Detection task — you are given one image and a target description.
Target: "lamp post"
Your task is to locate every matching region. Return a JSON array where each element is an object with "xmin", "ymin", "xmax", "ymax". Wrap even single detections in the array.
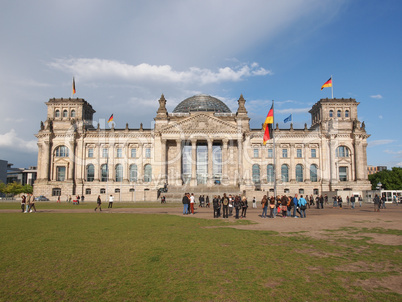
[{"xmin": 376, "ymin": 182, "xmax": 382, "ymax": 190}]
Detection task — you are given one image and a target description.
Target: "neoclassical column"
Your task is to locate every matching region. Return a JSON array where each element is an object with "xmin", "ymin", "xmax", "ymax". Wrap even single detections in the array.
[
  {"xmin": 191, "ymin": 139, "xmax": 197, "ymax": 186},
  {"xmin": 289, "ymin": 143, "xmax": 295, "ymax": 182},
  {"xmin": 222, "ymin": 139, "xmax": 228, "ymax": 184},
  {"xmin": 137, "ymin": 143, "xmax": 143, "ymax": 184},
  {"xmin": 207, "ymin": 139, "xmax": 213, "ymax": 186},
  {"xmin": 68, "ymin": 140, "xmax": 75, "ymax": 180},
  {"xmin": 237, "ymin": 138, "xmax": 243, "ymax": 185},
  {"xmin": 42, "ymin": 141, "xmax": 51, "ymax": 181},
  {"xmin": 176, "ymin": 139, "xmax": 182, "ymax": 185},
  {"xmin": 161, "ymin": 139, "xmax": 167, "ymax": 183}
]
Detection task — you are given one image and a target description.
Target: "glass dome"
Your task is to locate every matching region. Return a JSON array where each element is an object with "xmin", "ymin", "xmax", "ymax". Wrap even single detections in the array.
[{"xmin": 172, "ymin": 94, "xmax": 231, "ymax": 113}]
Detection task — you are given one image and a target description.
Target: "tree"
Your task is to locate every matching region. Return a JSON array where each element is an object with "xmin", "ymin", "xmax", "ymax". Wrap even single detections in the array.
[
  {"xmin": 368, "ymin": 167, "xmax": 402, "ymax": 190},
  {"xmin": 5, "ymin": 182, "xmax": 24, "ymax": 196},
  {"xmin": 0, "ymin": 181, "xmax": 6, "ymax": 194}
]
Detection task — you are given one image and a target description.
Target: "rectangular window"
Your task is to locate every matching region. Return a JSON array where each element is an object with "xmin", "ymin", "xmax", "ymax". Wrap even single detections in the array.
[
  {"xmin": 339, "ymin": 166, "xmax": 347, "ymax": 181},
  {"xmin": 267, "ymin": 149, "xmax": 273, "ymax": 158},
  {"xmin": 282, "ymin": 149, "xmax": 288, "ymax": 158},
  {"xmin": 145, "ymin": 148, "xmax": 151, "ymax": 158},
  {"xmin": 131, "ymin": 148, "xmax": 137, "ymax": 158},
  {"xmin": 85, "ymin": 188, "xmax": 91, "ymax": 195},
  {"xmin": 100, "ymin": 188, "xmax": 106, "ymax": 194},
  {"xmin": 311, "ymin": 149, "xmax": 316, "ymax": 158},
  {"xmin": 102, "ymin": 148, "xmax": 108, "ymax": 158},
  {"xmin": 56, "ymin": 166, "xmax": 66, "ymax": 181},
  {"xmin": 299, "ymin": 189, "xmax": 304, "ymax": 194},
  {"xmin": 88, "ymin": 148, "xmax": 94, "ymax": 158},
  {"xmin": 313, "ymin": 189, "xmax": 319, "ymax": 195},
  {"xmin": 296, "ymin": 149, "xmax": 302, "ymax": 158},
  {"xmin": 117, "ymin": 148, "xmax": 122, "ymax": 158},
  {"xmin": 253, "ymin": 148, "xmax": 259, "ymax": 158}
]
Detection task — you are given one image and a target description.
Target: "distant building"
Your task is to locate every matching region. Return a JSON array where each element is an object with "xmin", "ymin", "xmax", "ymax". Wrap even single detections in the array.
[
  {"xmin": 0, "ymin": 160, "xmax": 7, "ymax": 184},
  {"xmin": 367, "ymin": 165, "xmax": 387, "ymax": 175},
  {"xmin": 7, "ymin": 164, "xmax": 37, "ymax": 185}
]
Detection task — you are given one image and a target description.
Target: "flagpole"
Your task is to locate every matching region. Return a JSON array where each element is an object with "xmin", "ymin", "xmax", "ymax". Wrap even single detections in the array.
[
  {"xmin": 272, "ymin": 100, "xmax": 277, "ymax": 200},
  {"xmin": 331, "ymin": 75, "xmax": 333, "ymax": 99}
]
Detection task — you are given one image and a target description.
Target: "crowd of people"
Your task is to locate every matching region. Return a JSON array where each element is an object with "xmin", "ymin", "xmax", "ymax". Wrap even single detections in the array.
[{"xmin": 20, "ymin": 194, "xmax": 36, "ymax": 213}]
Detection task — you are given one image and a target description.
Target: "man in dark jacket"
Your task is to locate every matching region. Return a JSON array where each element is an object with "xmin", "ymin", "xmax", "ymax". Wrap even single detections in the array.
[{"xmin": 182, "ymin": 193, "xmax": 189, "ymax": 215}]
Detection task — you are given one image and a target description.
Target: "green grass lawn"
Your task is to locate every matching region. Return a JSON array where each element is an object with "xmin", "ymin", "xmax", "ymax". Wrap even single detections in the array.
[{"xmin": 0, "ymin": 212, "xmax": 401, "ymax": 301}]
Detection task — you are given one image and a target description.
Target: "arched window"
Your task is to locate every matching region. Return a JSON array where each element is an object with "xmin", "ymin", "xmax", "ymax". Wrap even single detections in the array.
[
  {"xmin": 71, "ymin": 109, "xmax": 76, "ymax": 118},
  {"xmin": 267, "ymin": 164, "xmax": 274, "ymax": 183},
  {"xmin": 101, "ymin": 164, "xmax": 108, "ymax": 182},
  {"xmin": 252, "ymin": 164, "xmax": 260, "ymax": 184},
  {"xmin": 129, "ymin": 164, "xmax": 137, "ymax": 182},
  {"xmin": 115, "ymin": 164, "xmax": 123, "ymax": 182},
  {"xmin": 296, "ymin": 164, "xmax": 303, "ymax": 182},
  {"xmin": 55, "ymin": 109, "xmax": 60, "ymax": 117},
  {"xmin": 144, "ymin": 164, "xmax": 152, "ymax": 182},
  {"xmin": 63, "ymin": 109, "xmax": 68, "ymax": 118},
  {"xmin": 329, "ymin": 110, "xmax": 333, "ymax": 117},
  {"xmin": 310, "ymin": 164, "xmax": 318, "ymax": 182},
  {"xmin": 337, "ymin": 110, "xmax": 341, "ymax": 117},
  {"xmin": 336, "ymin": 146, "xmax": 350, "ymax": 157},
  {"xmin": 86, "ymin": 164, "xmax": 94, "ymax": 182},
  {"xmin": 55, "ymin": 146, "xmax": 69, "ymax": 157},
  {"xmin": 345, "ymin": 110, "xmax": 349, "ymax": 118},
  {"xmin": 281, "ymin": 164, "xmax": 289, "ymax": 183}
]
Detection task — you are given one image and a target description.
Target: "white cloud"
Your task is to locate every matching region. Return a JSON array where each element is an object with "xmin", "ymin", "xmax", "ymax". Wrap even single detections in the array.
[
  {"xmin": 368, "ymin": 140, "xmax": 394, "ymax": 147},
  {"xmin": 0, "ymin": 129, "xmax": 37, "ymax": 153},
  {"xmin": 379, "ymin": 115, "xmax": 383, "ymax": 119},
  {"xmin": 396, "ymin": 162, "xmax": 402, "ymax": 167},
  {"xmin": 48, "ymin": 58, "xmax": 272, "ymax": 85},
  {"xmin": 384, "ymin": 149, "xmax": 402, "ymax": 155},
  {"xmin": 370, "ymin": 94, "xmax": 383, "ymax": 99}
]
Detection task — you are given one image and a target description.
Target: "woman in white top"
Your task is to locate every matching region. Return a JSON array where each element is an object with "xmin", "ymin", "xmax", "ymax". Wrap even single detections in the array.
[{"xmin": 190, "ymin": 193, "xmax": 195, "ymax": 214}]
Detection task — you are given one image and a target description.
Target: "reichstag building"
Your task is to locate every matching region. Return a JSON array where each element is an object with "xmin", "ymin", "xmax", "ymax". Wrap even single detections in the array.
[{"xmin": 33, "ymin": 94, "xmax": 371, "ymax": 201}]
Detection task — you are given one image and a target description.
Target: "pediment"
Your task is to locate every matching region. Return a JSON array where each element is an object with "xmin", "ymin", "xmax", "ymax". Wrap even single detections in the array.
[{"xmin": 162, "ymin": 113, "xmax": 238, "ymax": 134}]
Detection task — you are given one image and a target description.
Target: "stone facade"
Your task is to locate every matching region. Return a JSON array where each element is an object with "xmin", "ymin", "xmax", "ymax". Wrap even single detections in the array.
[{"xmin": 34, "ymin": 95, "xmax": 371, "ymax": 201}]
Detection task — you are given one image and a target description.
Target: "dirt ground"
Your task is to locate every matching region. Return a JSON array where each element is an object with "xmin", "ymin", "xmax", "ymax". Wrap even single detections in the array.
[{"xmin": 4, "ymin": 202, "xmax": 401, "ymax": 245}]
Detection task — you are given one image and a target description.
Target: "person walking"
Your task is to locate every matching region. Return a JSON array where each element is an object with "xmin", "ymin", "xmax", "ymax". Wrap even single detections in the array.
[
  {"xmin": 261, "ymin": 195, "xmax": 268, "ymax": 218},
  {"xmin": 28, "ymin": 195, "xmax": 36, "ymax": 213},
  {"xmin": 241, "ymin": 196, "xmax": 248, "ymax": 218},
  {"xmin": 319, "ymin": 195, "xmax": 324, "ymax": 209},
  {"xmin": 108, "ymin": 195, "xmax": 114, "ymax": 208},
  {"xmin": 57, "ymin": 195, "xmax": 61, "ymax": 203},
  {"xmin": 222, "ymin": 193, "xmax": 229, "ymax": 218},
  {"xmin": 252, "ymin": 197, "xmax": 256, "ymax": 208},
  {"xmin": 95, "ymin": 195, "xmax": 102, "ymax": 211},
  {"xmin": 299, "ymin": 195, "xmax": 307, "ymax": 218},
  {"xmin": 373, "ymin": 194, "xmax": 380, "ymax": 212},
  {"xmin": 380, "ymin": 194, "xmax": 386, "ymax": 209},
  {"xmin": 358, "ymin": 195, "xmax": 363, "ymax": 207},
  {"xmin": 21, "ymin": 195, "xmax": 26, "ymax": 213}
]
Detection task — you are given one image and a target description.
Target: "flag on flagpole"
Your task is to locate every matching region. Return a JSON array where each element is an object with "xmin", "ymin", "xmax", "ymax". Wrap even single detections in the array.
[
  {"xmin": 72, "ymin": 77, "xmax": 76, "ymax": 95},
  {"xmin": 321, "ymin": 77, "xmax": 332, "ymax": 90},
  {"xmin": 284, "ymin": 114, "xmax": 292, "ymax": 123},
  {"xmin": 107, "ymin": 114, "xmax": 114, "ymax": 123},
  {"xmin": 263, "ymin": 104, "xmax": 274, "ymax": 145}
]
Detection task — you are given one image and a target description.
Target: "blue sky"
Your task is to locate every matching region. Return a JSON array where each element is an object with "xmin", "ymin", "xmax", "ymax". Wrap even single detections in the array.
[{"xmin": 0, "ymin": 0, "xmax": 401, "ymax": 169}]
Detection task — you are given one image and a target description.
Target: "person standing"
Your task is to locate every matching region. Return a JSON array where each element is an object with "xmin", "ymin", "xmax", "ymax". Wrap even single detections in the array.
[
  {"xmin": 319, "ymin": 195, "xmax": 324, "ymax": 209},
  {"xmin": 261, "ymin": 195, "xmax": 268, "ymax": 218},
  {"xmin": 241, "ymin": 196, "xmax": 248, "ymax": 218},
  {"xmin": 228, "ymin": 195, "xmax": 233, "ymax": 216},
  {"xmin": 359, "ymin": 195, "xmax": 363, "ymax": 207},
  {"xmin": 190, "ymin": 193, "xmax": 195, "ymax": 214},
  {"xmin": 324, "ymin": 194, "xmax": 328, "ymax": 205},
  {"xmin": 338, "ymin": 196, "xmax": 343, "ymax": 208},
  {"xmin": 206, "ymin": 195, "xmax": 210, "ymax": 208},
  {"xmin": 76, "ymin": 195, "xmax": 80, "ymax": 205},
  {"xmin": 299, "ymin": 195, "xmax": 307, "ymax": 218},
  {"xmin": 21, "ymin": 195, "xmax": 26, "ymax": 213},
  {"xmin": 350, "ymin": 195, "xmax": 355, "ymax": 209},
  {"xmin": 252, "ymin": 197, "xmax": 256, "ymax": 208},
  {"xmin": 216, "ymin": 195, "xmax": 221, "ymax": 217},
  {"xmin": 182, "ymin": 193, "xmax": 189, "ymax": 215},
  {"xmin": 25, "ymin": 194, "xmax": 31, "ymax": 213},
  {"xmin": 95, "ymin": 195, "xmax": 102, "ymax": 211},
  {"xmin": 57, "ymin": 195, "xmax": 60, "ymax": 203},
  {"xmin": 222, "ymin": 193, "xmax": 229, "ymax": 218},
  {"xmin": 292, "ymin": 194, "xmax": 299, "ymax": 218},
  {"xmin": 380, "ymin": 194, "xmax": 386, "ymax": 209},
  {"xmin": 108, "ymin": 195, "xmax": 114, "ymax": 208},
  {"xmin": 281, "ymin": 195, "xmax": 288, "ymax": 218},
  {"xmin": 233, "ymin": 196, "xmax": 241, "ymax": 219},
  {"xmin": 373, "ymin": 194, "xmax": 380, "ymax": 212}
]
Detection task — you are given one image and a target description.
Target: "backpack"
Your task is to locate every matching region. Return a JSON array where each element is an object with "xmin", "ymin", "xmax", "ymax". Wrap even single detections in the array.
[{"xmin": 223, "ymin": 198, "xmax": 229, "ymax": 206}]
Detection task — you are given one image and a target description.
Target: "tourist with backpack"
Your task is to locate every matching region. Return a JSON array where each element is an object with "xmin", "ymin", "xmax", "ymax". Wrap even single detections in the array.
[{"xmin": 222, "ymin": 193, "xmax": 229, "ymax": 218}]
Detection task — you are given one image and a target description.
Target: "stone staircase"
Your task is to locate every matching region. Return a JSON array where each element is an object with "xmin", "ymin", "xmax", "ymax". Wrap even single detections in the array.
[{"xmin": 160, "ymin": 185, "xmax": 242, "ymax": 203}]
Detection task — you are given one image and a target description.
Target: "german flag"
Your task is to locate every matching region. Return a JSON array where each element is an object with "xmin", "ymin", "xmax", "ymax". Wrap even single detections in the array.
[
  {"xmin": 108, "ymin": 114, "xmax": 114, "ymax": 123},
  {"xmin": 72, "ymin": 77, "xmax": 76, "ymax": 94},
  {"xmin": 263, "ymin": 104, "xmax": 273, "ymax": 145},
  {"xmin": 321, "ymin": 77, "xmax": 332, "ymax": 90}
]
